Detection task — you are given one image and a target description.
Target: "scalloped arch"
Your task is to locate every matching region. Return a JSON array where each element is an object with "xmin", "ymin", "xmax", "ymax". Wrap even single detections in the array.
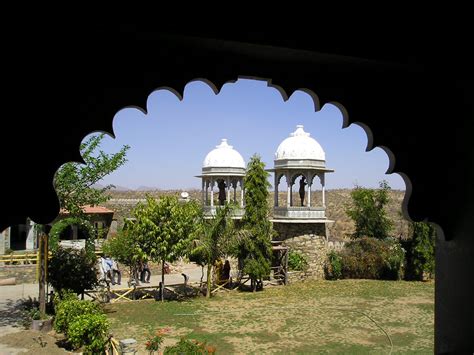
[{"xmin": 43, "ymin": 76, "xmax": 415, "ymax": 236}]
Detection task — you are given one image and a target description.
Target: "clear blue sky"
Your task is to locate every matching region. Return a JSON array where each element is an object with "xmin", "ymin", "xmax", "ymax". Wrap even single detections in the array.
[{"xmin": 89, "ymin": 78, "xmax": 405, "ymax": 191}]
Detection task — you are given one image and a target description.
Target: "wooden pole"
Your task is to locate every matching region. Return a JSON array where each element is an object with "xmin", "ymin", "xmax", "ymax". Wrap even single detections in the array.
[
  {"xmin": 161, "ymin": 260, "xmax": 165, "ymax": 302},
  {"xmin": 38, "ymin": 233, "xmax": 46, "ymax": 316}
]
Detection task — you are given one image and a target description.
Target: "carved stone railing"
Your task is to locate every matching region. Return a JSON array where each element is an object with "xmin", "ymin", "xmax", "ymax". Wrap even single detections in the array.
[
  {"xmin": 203, "ymin": 205, "xmax": 245, "ymax": 218},
  {"xmin": 273, "ymin": 206, "xmax": 326, "ymax": 220}
]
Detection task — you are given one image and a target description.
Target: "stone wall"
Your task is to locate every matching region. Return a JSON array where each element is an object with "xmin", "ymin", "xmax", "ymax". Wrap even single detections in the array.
[
  {"xmin": 0, "ymin": 265, "xmax": 37, "ymax": 284},
  {"xmin": 273, "ymin": 222, "xmax": 330, "ymax": 281}
]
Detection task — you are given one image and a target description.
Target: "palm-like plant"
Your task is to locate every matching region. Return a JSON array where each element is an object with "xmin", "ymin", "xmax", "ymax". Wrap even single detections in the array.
[{"xmin": 190, "ymin": 203, "xmax": 235, "ymax": 298}]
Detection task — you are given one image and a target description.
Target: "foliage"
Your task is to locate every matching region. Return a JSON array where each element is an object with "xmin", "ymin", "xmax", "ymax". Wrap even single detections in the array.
[
  {"xmin": 47, "ymin": 133, "xmax": 129, "ymax": 253},
  {"xmin": 190, "ymin": 203, "xmax": 235, "ymax": 298},
  {"xmin": 324, "ymin": 250, "xmax": 343, "ymax": 280},
  {"xmin": 145, "ymin": 327, "xmax": 170, "ymax": 352},
  {"xmin": 67, "ymin": 313, "xmax": 109, "ymax": 354},
  {"xmin": 48, "ymin": 247, "xmax": 98, "ymax": 295},
  {"xmin": 18, "ymin": 296, "xmax": 52, "ymax": 326},
  {"xmin": 53, "ymin": 289, "xmax": 78, "ymax": 312},
  {"xmin": 163, "ymin": 337, "xmax": 216, "ymax": 354},
  {"xmin": 288, "ymin": 250, "xmax": 309, "ymax": 271},
  {"xmin": 48, "ymin": 216, "xmax": 95, "ymax": 252},
  {"xmin": 54, "ymin": 297, "xmax": 100, "ymax": 335},
  {"xmin": 382, "ymin": 237, "xmax": 406, "ymax": 280},
  {"xmin": 130, "ymin": 195, "xmax": 201, "ymax": 300},
  {"xmin": 345, "ymin": 180, "xmax": 393, "ymax": 240},
  {"xmin": 339, "ymin": 237, "xmax": 405, "ymax": 280},
  {"xmin": 237, "ymin": 154, "xmax": 273, "ymax": 291},
  {"xmin": 102, "ymin": 229, "xmax": 140, "ymax": 268},
  {"xmin": 54, "ymin": 133, "xmax": 129, "ymax": 219},
  {"xmin": 403, "ymin": 221, "xmax": 436, "ymax": 280}
]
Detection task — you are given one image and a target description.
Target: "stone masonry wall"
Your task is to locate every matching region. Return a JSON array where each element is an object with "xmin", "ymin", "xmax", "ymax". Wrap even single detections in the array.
[
  {"xmin": 273, "ymin": 222, "xmax": 329, "ymax": 281},
  {"xmin": 0, "ymin": 265, "xmax": 37, "ymax": 284}
]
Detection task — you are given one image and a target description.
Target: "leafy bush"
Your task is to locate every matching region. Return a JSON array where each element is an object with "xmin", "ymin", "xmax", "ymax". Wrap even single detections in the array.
[
  {"xmin": 325, "ymin": 250, "xmax": 343, "ymax": 280},
  {"xmin": 54, "ymin": 298, "xmax": 100, "ymax": 335},
  {"xmin": 381, "ymin": 237, "xmax": 406, "ymax": 280},
  {"xmin": 340, "ymin": 237, "xmax": 405, "ymax": 280},
  {"xmin": 403, "ymin": 221, "xmax": 435, "ymax": 280},
  {"xmin": 243, "ymin": 258, "xmax": 270, "ymax": 282},
  {"xmin": 288, "ymin": 250, "xmax": 309, "ymax": 271},
  {"xmin": 68, "ymin": 313, "xmax": 109, "ymax": 354},
  {"xmin": 48, "ymin": 247, "xmax": 98, "ymax": 295},
  {"xmin": 345, "ymin": 181, "xmax": 393, "ymax": 240},
  {"xmin": 164, "ymin": 338, "xmax": 216, "ymax": 354}
]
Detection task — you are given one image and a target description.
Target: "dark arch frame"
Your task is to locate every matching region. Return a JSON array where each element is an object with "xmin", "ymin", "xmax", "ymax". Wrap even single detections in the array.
[{"xmin": 1, "ymin": 26, "xmax": 472, "ymax": 353}]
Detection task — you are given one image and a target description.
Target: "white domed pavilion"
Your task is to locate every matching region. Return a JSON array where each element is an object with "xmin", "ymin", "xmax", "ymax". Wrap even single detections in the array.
[
  {"xmin": 268, "ymin": 125, "xmax": 334, "ymax": 221},
  {"xmin": 196, "ymin": 139, "xmax": 246, "ymax": 218}
]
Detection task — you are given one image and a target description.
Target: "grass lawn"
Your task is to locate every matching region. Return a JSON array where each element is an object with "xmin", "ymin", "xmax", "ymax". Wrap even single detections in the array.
[{"xmin": 105, "ymin": 279, "xmax": 434, "ymax": 354}]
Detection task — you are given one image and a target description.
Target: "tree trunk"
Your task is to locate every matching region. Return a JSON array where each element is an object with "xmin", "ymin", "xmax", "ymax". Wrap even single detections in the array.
[
  {"xmin": 252, "ymin": 278, "xmax": 256, "ymax": 292},
  {"xmin": 206, "ymin": 263, "xmax": 212, "ymax": 298},
  {"xmin": 161, "ymin": 260, "xmax": 165, "ymax": 302},
  {"xmin": 200, "ymin": 265, "xmax": 204, "ymax": 286}
]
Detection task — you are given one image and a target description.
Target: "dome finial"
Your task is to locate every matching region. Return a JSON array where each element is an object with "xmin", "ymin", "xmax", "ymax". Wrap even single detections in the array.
[
  {"xmin": 216, "ymin": 138, "xmax": 232, "ymax": 149},
  {"xmin": 291, "ymin": 125, "xmax": 310, "ymax": 137}
]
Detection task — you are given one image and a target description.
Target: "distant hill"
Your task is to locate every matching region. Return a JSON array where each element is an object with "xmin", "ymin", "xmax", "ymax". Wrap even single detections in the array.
[
  {"xmin": 135, "ymin": 185, "xmax": 160, "ymax": 191},
  {"xmin": 92, "ymin": 183, "xmax": 132, "ymax": 191},
  {"xmin": 104, "ymin": 188, "xmax": 411, "ymax": 241}
]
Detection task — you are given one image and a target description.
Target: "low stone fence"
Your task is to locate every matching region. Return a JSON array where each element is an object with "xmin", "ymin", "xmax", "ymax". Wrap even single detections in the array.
[{"xmin": 0, "ymin": 264, "xmax": 37, "ymax": 284}]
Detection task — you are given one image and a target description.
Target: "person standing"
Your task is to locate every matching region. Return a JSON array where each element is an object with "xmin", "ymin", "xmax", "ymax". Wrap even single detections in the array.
[
  {"xmin": 299, "ymin": 177, "xmax": 307, "ymax": 206},
  {"xmin": 111, "ymin": 258, "xmax": 121, "ymax": 285},
  {"xmin": 217, "ymin": 180, "xmax": 227, "ymax": 206},
  {"xmin": 140, "ymin": 260, "xmax": 151, "ymax": 283}
]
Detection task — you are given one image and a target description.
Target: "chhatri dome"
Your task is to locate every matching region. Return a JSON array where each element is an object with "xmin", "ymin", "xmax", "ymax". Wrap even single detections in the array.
[
  {"xmin": 197, "ymin": 138, "xmax": 246, "ymax": 218},
  {"xmin": 268, "ymin": 124, "xmax": 334, "ymax": 221},
  {"xmin": 203, "ymin": 139, "xmax": 245, "ymax": 170},
  {"xmin": 275, "ymin": 125, "xmax": 326, "ymax": 168}
]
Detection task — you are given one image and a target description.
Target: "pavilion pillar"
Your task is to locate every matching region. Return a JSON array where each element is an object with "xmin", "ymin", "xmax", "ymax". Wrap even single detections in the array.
[
  {"xmin": 307, "ymin": 184, "xmax": 311, "ymax": 208},
  {"xmin": 321, "ymin": 174, "xmax": 326, "ymax": 207},
  {"xmin": 287, "ymin": 175, "xmax": 291, "ymax": 208},
  {"xmin": 240, "ymin": 180, "xmax": 244, "ymax": 208},
  {"xmin": 232, "ymin": 180, "xmax": 237, "ymax": 202},
  {"xmin": 226, "ymin": 177, "xmax": 231, "ymax": 203},
  {"xmin": 210, "ymin": 178, "xmax": 214, "ymax": 207},
  {"xmin": 202, "ymin": 179, "xmax": 205, "ymax": 204},
  {"xmin": 274, "ymin": 173, "xmax": 279, "ymax": 207}
]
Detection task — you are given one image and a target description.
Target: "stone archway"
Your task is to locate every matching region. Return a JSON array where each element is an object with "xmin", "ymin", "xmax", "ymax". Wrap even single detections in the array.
[{"xmin": 1, "ymin": 29, "xmax": 472, "ymax": 352}]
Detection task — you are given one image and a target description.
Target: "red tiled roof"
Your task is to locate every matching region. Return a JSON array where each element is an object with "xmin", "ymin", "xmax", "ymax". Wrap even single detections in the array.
[{"xmin": 60, "ymin": 205, "xmax": 114, "ymax": 215}]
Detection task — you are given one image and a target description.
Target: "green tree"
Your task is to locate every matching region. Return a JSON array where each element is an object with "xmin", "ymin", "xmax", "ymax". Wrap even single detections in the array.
[
  {"xmin": 102, "ymin": 229, "xmax": 144, "ymax": 283},
  {"xmin": 404, "ymin": 221, "xmax": 436, "ymax": 280},
  {"xmin": 50, "ymin": 133, "xmax": 129, "ymax": 252},
  {"xmin": 345, "ymin": 180, "xmax": 393, "ymax": 240},
  {"xmin": 54, "ymin": 133, "xmax": 130, "ymax": 218},
  {"xmin": 236, "ymin": 154, "xmax": 273, "ymax": 291},
  {"xmin": 190, "ymin": 203, "xmax": 235, "ymax": 298},
  {"xmin": 130, "ymin": 195, "xmax": 201, "ymax": 301}
]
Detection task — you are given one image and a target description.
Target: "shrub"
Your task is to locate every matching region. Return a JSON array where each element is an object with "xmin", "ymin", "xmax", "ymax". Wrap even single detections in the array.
[
  {"xmin": 54, "ymin": 298, "xmax": 100, "ymax": 336},
  {"xmin": 403, "ymin": 221, "xmax": 436, "ymax": 280},
  {"xmin": 68, "ymin": 313, "xmax": 109, "ymax": 354},
  {"xmin": 48, "ymin": 247, "xmax": 98, "ymax": 295},
  {"xmin": 325, "ymin": 250, "xmax": 343, "ymax": 280},
  {"xmin": 164, "ymin": 338, "xmax": 216, "ymax": 354},
  {"xmin": 288, "ymin": 250, "xmax": 309, "ymax": 271},
  {"xmin": 381, "ymin": 237, "xmax": 406, "ymax": 280},
  {"xmin": 340, "ymin": 237, "xmax": 405, "ymax": 280}
]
